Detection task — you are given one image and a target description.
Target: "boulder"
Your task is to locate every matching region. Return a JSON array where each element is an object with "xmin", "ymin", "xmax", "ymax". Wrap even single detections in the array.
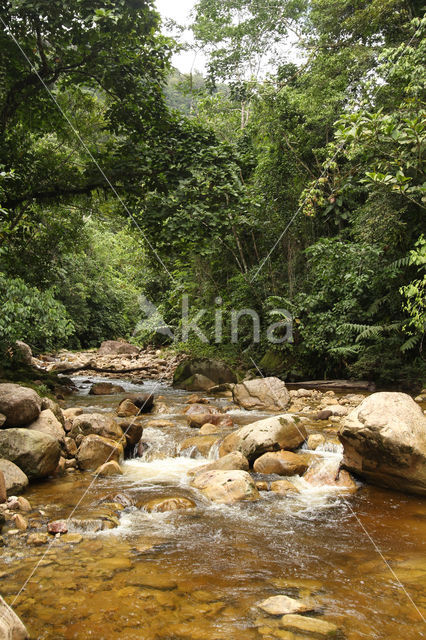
[
  {"xmin": 0, "ymin": 429, "xmax": 60, "ymax": 479},
  {"xmin": 188, "ymin": 452, "xmax": 249, "ymax": 477},
  {"xmin": 233, "ymin": 377, "xmax": 290, "ymax": 412},
  {"xmin": 95, "ymin": 461, "xmax": 123, "ymax": 477},
  {"xmin": 179, "ymin": 435, "xmax": 219, "ymax": 457},
  {"xmin": 28, "ymin": 409, "xmax": 66, "ymax": 446},
  {"xmin": 0, "ymin": 383, "xmax": 41, "ymax": 427},
  {"xmin": 77, "ymin": 434, "xmax": 123, "ymax": 471},
  {"xmin": 0, "ymin": 460, "xmax": 28, "ymax": 495},
  {"xmin": 13, "ymin": 340, "xmax": 33, "ymax": 365},
  {"xmin": 89, "ymin": 382, "xmax": 125, "ymax": 395},
  {"xmin": 40, "ymin": 397, "xmax": 65, "ymax": 427},
  {"xmin": 69, "ymin": 413, "xmax": 124, "ymax": 442},
  {"xmin": 339, "ymin": 392, "xmax": 426, "ymax": 495},
  {"xmin": 270, "ymin": 479, "xmax": 300, "ymax": 495},
  {"xmin": 117, "ymin": 399, "xmax": 139, "ymax": 418},
  {"xmin": 0, "ymin": 472, "xmax": 6, "ymax": 504},
  {"xmin": 143, "ymin": 497, "xmax": 195, "ymax": 513},
  {"xmin": 63, "ymin": 407, "xmax": 83, "ymax": 420},
  {"xmin": 97, "ymin": 340, "xmax": 140, "ymax": 356},
  {"xmin": 0, "ymin": 595, "xmax": 29, "ymax": 640},
  {"xmin": 253, "ymin": 451, "xmax": 309, "ymax": 476},
  {"xmin": 191, "ymin": 470, "xmax": 259, "ymax": 504},
  {"xmin": 124, "ymin": 393, "xmax": 154, "ymax": 412},
  {"xmin": 307, "ymin": 434, "xmax": 326, "ymax": 450},
  {"xmin": 219, "ymin": 415, "xmax": 307, "ymax": 462},
  {"xmin": 173, "ymin": 357, "xmax": 236, "ymax": 390},
  {"xmin": 304, "ymin": 460, "xmax": 358, "ymax": 493},
  {"xmin": 117, "ymin": 420, "xmax": 143, "ymax": 447}
]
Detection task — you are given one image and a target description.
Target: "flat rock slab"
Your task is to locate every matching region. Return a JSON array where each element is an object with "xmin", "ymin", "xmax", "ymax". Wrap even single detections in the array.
[{"xmin": 280, "ymin": 614, "xmax": 340, "ymax": 638}]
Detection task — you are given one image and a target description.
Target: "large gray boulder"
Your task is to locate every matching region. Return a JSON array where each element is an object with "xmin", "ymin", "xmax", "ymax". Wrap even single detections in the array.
[
  {"xmin": 233, "ymin": 377, "xmax": 290, "ymax": 411},
  {"xmin": 0, "ymin": 429, "xmax": 60, "ymax": 479},
  {"xmin": 0, "ymin": 384, "xmax": 41, "ymax": 427},
  {"xmin": 339, "ymin": 392, "xmax": 426, "ymax": 495},
  {"xmin": 0, "ymin": 459, "xmax": 29, "ymax": 495},
  {"xmin": 173, "ymin": 358, "xmax": 236, "ymax": 390},
  {"xmin": 28, "ymin": 409, "xmax": 66, "ymax": 446},
  {"xmin": 69, "ymin": 413, "xmax": 124, "ymax": 442},
  {"xmin": 0, "ymin": 595, "xmax": 29, "ymax": 639},
  {"xmin": 219, "ymin": 415, "xmax": 307, "ymax": 461}
]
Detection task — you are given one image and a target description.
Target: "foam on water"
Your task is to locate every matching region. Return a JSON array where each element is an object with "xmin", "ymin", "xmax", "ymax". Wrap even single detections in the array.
[{"xmin": 123, "ymin": 456, "xmax": 207, "ymax": 484}]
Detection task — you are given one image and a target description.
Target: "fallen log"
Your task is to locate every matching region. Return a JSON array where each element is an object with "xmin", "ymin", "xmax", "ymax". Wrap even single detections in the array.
[{"xmin": 285, "ymin": 380, "xmax": 375, "ymax": 392}]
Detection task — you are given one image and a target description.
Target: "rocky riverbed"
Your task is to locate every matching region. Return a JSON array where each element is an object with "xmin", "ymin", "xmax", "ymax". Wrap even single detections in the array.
[{"xmin": 0, "ymin": 345, "xmax": 425, "ymax": 639}]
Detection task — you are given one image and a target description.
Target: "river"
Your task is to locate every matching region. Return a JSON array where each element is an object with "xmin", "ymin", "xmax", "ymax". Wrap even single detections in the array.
[{"xmin": 1, "ymin": 375, "xmax": 425, "ymax": 639}]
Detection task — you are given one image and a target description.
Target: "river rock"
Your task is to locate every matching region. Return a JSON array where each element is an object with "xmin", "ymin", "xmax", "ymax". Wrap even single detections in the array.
[
  {"xmin": 270, "ymin": 479, "xmax": 300, "ymax": 495},
  {"xmin": 143, "ymin": 497, "xmax": 195, "ymax": 513},
  {"xmin": 70, "ymin": 413, "xmax": 124, "ymax": 442},
  {"xmin": 179, "ymin": 435, "xmax": 219, "ymax": 457},
  {"xmin": 96, "ymin": 461, "xmax": 123, "ymax": 476},
  {"xmin": 0, "ymin": 595, "xmax": 29, "ymax": 639},
  {"xmin": 117, "ymin": 420, "xmax": 143, "ymax": 447},
  {"xmin": 339, "ymin": 392, "xmax": 426, "ymax": 495},
  {"xmin": 0, "ymin": 472, "xmax": 6, "ymax": 504},
  {"xmin": 63, "ymin": 407, "xmax": 83, "ymax": 420},
  {"xmin": 187, "ymin": 412, "xmax": 233, "ymax": 429},
  {"xmin": 173, "ymin": 357, "xmax": 236, "ymax": 390},
  {"xmin": 304, "ymin": 459, "xmax": 358, "ymax": 493},
  {"xmin": 232, "ymin": 377, "xmax": 290, "ymax": 411},
  {"xmin": 97, "ymin": 340, "xmax": 140, "ymax": 356},
  {"xmin": 191, "ymin": 470, "xmax": 259, "ymax": 504},
  {"xmin": 65, "ymin": 437, "xmax": 78, "ymax": 457},
  {"xmin": 27, "ymin": 409, "xmax": 66, "ymax": 446},
  {"xmin": 77, "ymin": 434, "xmax": 123, "ymax": 471},
  {"xmin": 0, "ymin": 383, "xmax": 41, "ymax": 427},
  {"xmin": 307, "ymin": 434, "xmax": 326, "ymax": 450},
  {"xmin": 117, "ymin": 399, "xmax": 139, "ymax": 418},
  {"xmin": 188, "ymin": 452, "xmax": 249, "ymax": 477},
  {"xmin": 219, "ymin": 415, "xmax": 307, "ymax": 462},
  {"xmin": 13, "ymin": 340, "xmax": 33, "ymax": 365},
  {"xmin": 89, "ymin": 382, "xmax": 125, "ymax": 395},
  {"xmin": 280, "ymin": 614, "xmax": 340, "ymax": 638},
  {"xmin": 40, "ymin": 397, "xmax": 65, "ymax": 427},
  {"xmin": 27, "ymin": 532, "xmax": 48, "ymax": 546},
  {"xmin": 12, "ymin": 514, "xmax": 28, "ymax": 531},
  {"xmin": 125, "ymin": 393, "xmax": 155, "ymax": 412},
  {"xmin": 253, "ymin": 451, "xmax": 309, "ymax": 476},
  {"xmin": 0, "ymin": 429, "xmax": 60, "ymax": 479},
  {"xmin": 257, "ymin": 595, "xmax": 315, "ymax": 616},
  {"xmin": 48, "ymin": 520, "xmax": 68, "ymax": 535}
]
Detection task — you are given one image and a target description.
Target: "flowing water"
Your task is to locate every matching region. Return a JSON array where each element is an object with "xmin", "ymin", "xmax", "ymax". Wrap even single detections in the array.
[{"xmin": 1, "ymin": 376, "xmax": 425, "ymax": 639}]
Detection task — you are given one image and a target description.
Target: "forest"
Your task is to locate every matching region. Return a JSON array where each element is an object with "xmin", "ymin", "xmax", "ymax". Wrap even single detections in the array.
[{"xmin": 1, "ymin": 0, "xmax": 425, "ymax": 387}]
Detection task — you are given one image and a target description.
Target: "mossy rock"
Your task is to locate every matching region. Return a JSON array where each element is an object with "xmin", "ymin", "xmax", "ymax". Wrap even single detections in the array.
[{"xmin": 173, "ymin": 357, "xmax": 236, "ymax": 389}]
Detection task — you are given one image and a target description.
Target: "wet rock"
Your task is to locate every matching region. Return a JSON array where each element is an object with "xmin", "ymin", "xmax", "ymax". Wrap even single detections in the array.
[
  {"xmin": 0, "ymin": 594, "xmax": 29, "ymax": 639},
  {"xmin": 0, "ymin": 460, "xmax": 29, "ymax": 497},
  {"xmin": 40, "ymin": 397, "xmax": 65, "ymax": 427},
  {"xmin": 327, "ymin": 405, "xmax": 349, "ymax": 417},
  {"xmin": 258, "ymin": 595, "xmax": 315, "ymax": 616},
  {"xmin": 304, "ymin": 460, "xmax": 358, "ymax": 493},
  {"xmin": 144, "ymin": 419, "xmax": 175, "ymax": 428},
  {"xmin": 256, "ymin": 481, "xmax": 269, "ymax": 491},
  {"xmin": 307, "ymin": 434, "xmax": 326, "ymax": 450},
  {"xmin": 0, "ymin": 428, "xmax": 60, "ymax": 479},
  {"xmin": 253, "ymin": 451, "xmax": 309, "ymax": 476},
  {"xmin": 47, "ymin": 520, "xmax": 68, "ymax": 535},
  {"xmin": 199, "ymin": 423, "xmax": 220, "ymax": 435},
  {"xmin": 188, "ymin": 452, "xmax": 249, "ymax": 477},
  {"xmin": 53, "ymin": 456, "xmax": 66, "ymax": 476},
  {"xmin": 219, "ymin": 415, "xmax": 307, "ymax": 462},
  {"xmin": 97, "ymin": 340, "xmax": 140, "ymax": 356},
  {"xmin": 12, "ymin": 513, "xmax": 28, "ymax": 531},
  {"xmin": 188, "ymin": 412, "xmax": 233, "ymax": 429},
  {"xmin": 233, "ymin": 377, "xmax": 290, "ymax": 411},
  {"xmin": 77, "ymin": 434, "xmax": 123, "ymax": 471},
  {"xmin": 65, "ymin": 458, "xmax": 77, "ymax": 469},
  {"xmin": 315, "ymin": 409, "xmax": 333, "ymax": 421},
  {"xmin": 143, "ymin": 497, "xmax": 196, "ymax": 513},
  {"xmin": 70, "ymin": 413, "xmax": 124, "ymax": 443},
  {"xmin": 280, "ymin": 614, "xmax": 340, "ymax": 638},
  {"xmin": 117, "ymin": 399, "xmax": 139, "ymax": 418},
  {"xmin": 0, "ymin": 383, "xmax": 41, "ymax": 427},
  {"xmin": 181, "ymin": 374, "xmax": 216, "ymax": 391},
  {"xmin": 173, "ymin": 357, "xmax": 236, "ymax": 390},
  {"xmin": 28, "ymin": 409, "xmax": 66, "ymax": 446},
  {"xmin": 0, "ymin": 472, "xmax": 6, "ymax": 504},
  {"xmin": 96, "ymin": 461, "xmax": 123, "ymax": 476},
  {"xmin": 100, "ymin": 492, "xmax": 133, "ymax": 508},
  {"xmin": 61, "ymin": 533, "xmax": 83, "ymax": 544},
  {"xmin": 27, "ymin": 532, "xmax": 49, "ymax": 545},
  {"xmin": 185, "ymin": 394, "xmax": 210, "ymax": 404},
  {"xmin": 179, "ymin": 435, "xmax": 219, "ymax": 457},
  {"xmin": 7, "ymin": 496, "xmax": 31, "ymax": 511},
  {"xmin": 118, "ymin": 420, "xmax": 143, "ymax": 447},
  {"xmin": 67, "ymin": 518, "xmax": 104, "ymax": 533},
  {"xmin": 89, "ymin": 382, "xmax": 125, "ymax": 395},
  {"xmin": 270, "ymin": 480, "xmax": 300, "ymax": 495},
  {"xmin": 339, "ymin": 391, "xmax": 426, "ymax": 495},
  {"xmin": 125, "ymin": 393, "xmax": 154, "ymax": 412},
  {"xmin": 191, "ymin": 470, "xmax": 260, "ymax": 504}
]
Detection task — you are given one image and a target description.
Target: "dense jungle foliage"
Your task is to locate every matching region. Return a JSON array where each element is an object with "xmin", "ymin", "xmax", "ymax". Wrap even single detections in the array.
[{"xmin": 0, "ymin": 0, "xmax": 424, "ymax": 386}]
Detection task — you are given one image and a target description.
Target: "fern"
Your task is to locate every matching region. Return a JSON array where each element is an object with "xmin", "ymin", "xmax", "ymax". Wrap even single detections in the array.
[
  {"xmin": 343, "ymin": 321, "xmax": 402, "ymax": 342},
  {"xmin": 401, "ymin": 334, "xmax": 421, "ymax": 352}
]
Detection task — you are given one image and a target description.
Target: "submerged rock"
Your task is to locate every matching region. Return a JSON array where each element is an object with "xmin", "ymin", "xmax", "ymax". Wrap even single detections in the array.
[
  {"xmin": 0, "ymin": 595, "xmax": 29, "ymax": 639},
  {"xmin": 96, "ymin": 461, "xmax": 123, "ymax": 476},
  {"xmin": 270, "ymin": 480, "xmax": 300, "ymax": 495},
  {"xmin": 339, "ymin": 392, "xmax": 426, "ymax": 495},
  {"xmin": 233, "ymin": 377, "xmax": 290, "ymax": 411},
  {"xmin": 280, "ymin": 613, "xmax": 340, "ymax": 638},
  {"xmin": 0, "ymin": 429, "xmax": 60, "ymax": 479},
  {"xmin": 0, "ymin": 383, "xmax": 41, "ymax": 427},
  {"xmin": 143, "ymin": 497, "xmax": 195, "ymax": 513},
  {"xmin": 219, "ymin": 415, "xmax": 307, "ymax": 462},
  {"xmin": 257, "ymin": 595, "xmax": 315, "ymax": 616},
  {"xmin": 191, "ymin": 470, "xmax": 260, "ymax": 504}
]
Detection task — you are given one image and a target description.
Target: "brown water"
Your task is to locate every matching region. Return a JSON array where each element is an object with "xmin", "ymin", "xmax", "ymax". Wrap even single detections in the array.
[{"xmin": 1, "ymin": 376, "xmax": 425, "ymax": 639}]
